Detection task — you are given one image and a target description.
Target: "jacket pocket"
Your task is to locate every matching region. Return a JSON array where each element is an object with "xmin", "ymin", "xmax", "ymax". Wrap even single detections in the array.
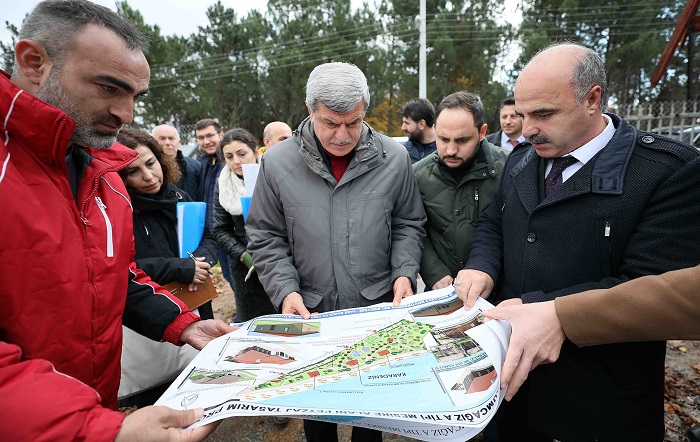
[
  {"xmin": 299, "ymin": 282, "xmax": 326, "ymax": 310},
  {"xmin": 347, "ymin": 197, "xmax": 391, "ymax": 278},
  {"xmin": 359, "ymin": 270, "xmax": 392, "ymax": 301}
]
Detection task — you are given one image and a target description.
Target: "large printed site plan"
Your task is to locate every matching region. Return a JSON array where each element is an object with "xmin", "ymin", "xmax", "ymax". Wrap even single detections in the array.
[{"xmin": 156, "ymin": 287, "xmax": 511, "ymax": 442}]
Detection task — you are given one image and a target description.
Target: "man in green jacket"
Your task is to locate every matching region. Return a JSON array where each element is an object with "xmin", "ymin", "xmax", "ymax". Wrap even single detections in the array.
[{"xmin": 413, "ymin": 91, "xmax": 507, "ymax": 290}]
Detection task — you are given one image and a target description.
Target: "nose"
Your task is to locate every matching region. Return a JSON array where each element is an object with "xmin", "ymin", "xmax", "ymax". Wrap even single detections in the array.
[
  {"xmin": 522, "ymin": 122, "xmax": 538, "ymax": 139},
  {"xmin": 110, "ymin": 98, "xmax": 135, "ymax": 125},
  {"xmin": 445, "ymin": 141, "xmax": 458, "ymax": 155},
  {"xmin": 335, "ymin": 126, "xmax": 349, "ymax": 142},
  {"xmin": 142, "ymin": 168, "xmax": 153, "ymax": 181}
]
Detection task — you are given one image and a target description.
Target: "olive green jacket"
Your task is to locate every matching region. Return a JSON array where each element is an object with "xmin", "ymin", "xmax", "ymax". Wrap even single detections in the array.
[{"xmin": 413, "ymin": 140, "xmax": 507, "ymax": 288}]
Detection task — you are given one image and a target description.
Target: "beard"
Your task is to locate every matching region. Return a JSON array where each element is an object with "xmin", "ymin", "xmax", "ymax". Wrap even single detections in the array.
[
  {"xmin": 35, "ymin": 70, "xmax": 120, "ymax": 149},
  {"xmin": 407, "ymin": 127, "xmax": 422, "ymax": 142}
]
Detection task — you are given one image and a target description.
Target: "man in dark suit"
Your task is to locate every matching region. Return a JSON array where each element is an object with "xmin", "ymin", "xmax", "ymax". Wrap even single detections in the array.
[
  {"xmin": 454, "ymin": 43, "xmax": 700, "ymax": 441},
  {"xmin": 485, "ymin": 96, "xmax": 524, "ymax": 152}
]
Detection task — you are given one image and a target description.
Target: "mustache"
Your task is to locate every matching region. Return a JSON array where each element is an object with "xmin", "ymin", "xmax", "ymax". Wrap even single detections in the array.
[
  {"xmin": 527, "ymin": 134, "xmax": 552, "ymax": 144},
  {"xmin": 330, "ymin": 137, "xmax": 353, "ymax": 145},
  {"xmin": 100, "ymin": 114, "xmax": 123, "ymax": 129}
]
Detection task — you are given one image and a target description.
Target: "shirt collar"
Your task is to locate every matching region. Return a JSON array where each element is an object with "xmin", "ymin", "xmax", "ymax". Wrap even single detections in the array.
[{"xmin": 566, "ymin": 114, "xmax": 615, "ymax": 164}]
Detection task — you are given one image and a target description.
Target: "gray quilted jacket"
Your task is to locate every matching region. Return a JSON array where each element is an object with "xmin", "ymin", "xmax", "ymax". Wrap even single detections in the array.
[{"xmin": 246, "ymin": 117, "xmax": 426, "ymax": 311}]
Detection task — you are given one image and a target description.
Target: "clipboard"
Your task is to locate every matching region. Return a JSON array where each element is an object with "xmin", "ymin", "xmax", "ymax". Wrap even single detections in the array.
[{"xmin": 163, "ymin": 274, "xmax": 218, "ymax": 310}]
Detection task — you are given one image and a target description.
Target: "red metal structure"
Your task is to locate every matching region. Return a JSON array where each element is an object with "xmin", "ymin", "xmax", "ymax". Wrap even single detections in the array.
[{"xmin": 652, "ymin": 0, "xmax": 700, "ymax": 98}]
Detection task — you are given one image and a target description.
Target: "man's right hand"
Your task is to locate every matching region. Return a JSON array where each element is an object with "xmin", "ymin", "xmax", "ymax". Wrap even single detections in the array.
[
  {"xmin": 281, "ymin": 292, "xmax": 311, "ymax": 319},
  {"xmin": 432, "ymin": 275, "xmax": 454, "ymax": 290},
  {"xmin": 115, "ymin": 406, "xmax": 219, "ymax": 442},
  {"xmin": 453, "ymin": 269, "xmax": 494, "ymax": 309}
]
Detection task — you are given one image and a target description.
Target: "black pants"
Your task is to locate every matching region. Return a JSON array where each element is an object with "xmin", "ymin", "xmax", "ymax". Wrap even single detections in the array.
[
  {"xmin": 303, "ymin": 419, "xmax": 382, "ymax": 442},
  {"xmin": 493, "ymin": 380, "xmax": 551, "ymax": 442}
]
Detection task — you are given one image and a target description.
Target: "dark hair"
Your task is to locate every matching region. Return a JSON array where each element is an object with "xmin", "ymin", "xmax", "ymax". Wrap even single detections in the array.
[
  {"xmin": 401, "ymin": 98, "xmax": 436, "ymax": 127},
  {"xmin": 16, "ymin": 0, "xmax": 148, "ymax": 73},
  {"xmin": 435, "ymin": 91, "xmax": 487, "ymax": 129},
  {"xmin": 219, "ymin": 128, "xmax": 258, "ymax": 155},
  {"xmin": 117, "ymin": 128, "xmax": 181, "ymax": 184},
  {"xmin": 500, "ymin": 96, "xmax": 516, "ymax": 110},
  {"xmin": 194, "ymin": 118, "xmax": 221, "ymax": 133}
]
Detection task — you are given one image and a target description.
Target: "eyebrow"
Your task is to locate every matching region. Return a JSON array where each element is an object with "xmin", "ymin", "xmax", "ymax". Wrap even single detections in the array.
[
  {"xmin": 529, "ymin": 107, "xmax": 558, "ymax": 116},
  {"xmin": 95, "ymin": 74, "xmax": 149, "ymax": 97}
]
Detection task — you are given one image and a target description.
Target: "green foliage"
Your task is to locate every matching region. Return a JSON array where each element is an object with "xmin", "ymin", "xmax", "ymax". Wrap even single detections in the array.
[
  {"xmin": 2, "ymin": 0, "xmax": 694, "ymax": 135},
  {"xmin": 517, "ymin": 0, "xmax": 694, "ymax": 106},
  {"xmin": 1, "ymin": 21, "xmax": 19, "ymax": 73}
]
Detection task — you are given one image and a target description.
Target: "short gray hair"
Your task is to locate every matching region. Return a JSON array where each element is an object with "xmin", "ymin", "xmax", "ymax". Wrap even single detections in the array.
[
  {"xmin": 305, "ymin": 62, "xmax": 370, "ymax": 113},
  {"xmin": 534, "ymin": 43, "xmax": 608, "ymax": 112},
  {"xmin": 572, "ymin": 48, "xmax": 608, "ymax": 112},
  {"xmin": 15, "ymin": 0, "xmax": 149, "ymax": 73}
]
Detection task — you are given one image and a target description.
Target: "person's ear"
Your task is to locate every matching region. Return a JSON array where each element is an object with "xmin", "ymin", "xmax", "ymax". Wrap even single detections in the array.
[
  {"xmin": 479, "ymin": 124, "xmax": 488, "ymax": 140},
  {"xmin": 586, "ymin": 85, "xmax": 602, "ymax": 114},
  {"xmin": 14, "ymin": 39, "xmax": 53, "ymax": 88}
]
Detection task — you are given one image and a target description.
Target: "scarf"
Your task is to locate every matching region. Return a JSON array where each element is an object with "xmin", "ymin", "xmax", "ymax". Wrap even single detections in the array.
[{"xmin": 217, "ymin": 165, "xmax": 246, "ymax": 216}]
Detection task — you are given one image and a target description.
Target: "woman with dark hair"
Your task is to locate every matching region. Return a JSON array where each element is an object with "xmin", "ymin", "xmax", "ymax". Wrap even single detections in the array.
[
  {"xmin": 117, "ymin": 128, "xmax": 218, "ymax": 407},
  {"xmin": 213, "ymin": 128, "xmax": 276, "ymax": 322},
  {"xmin": 118, "ymin": 128, "xmax": 218, "ymax": 304}
]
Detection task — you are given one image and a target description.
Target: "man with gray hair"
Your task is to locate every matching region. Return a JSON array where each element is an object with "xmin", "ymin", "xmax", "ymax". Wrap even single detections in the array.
[
  {"xmin": 246, "ymin": 62, "xmax": 426, "ymax": 441},
  {"xmin": 453, "ymin": 43, "xmax": 700, "ymax": 440},
  {"xmin": 0, "ymin": 1, "xmax": 233, "ymax": 440}
]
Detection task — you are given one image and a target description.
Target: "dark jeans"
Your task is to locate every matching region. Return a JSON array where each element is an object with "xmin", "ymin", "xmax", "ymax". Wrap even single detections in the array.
[
  {"xmin": 217, "ymin": 247, "xmax": 235, "ymax": 291},
  {"xmin": 303, "ymin": 419, "xmax": 382, "ymax": 442}
]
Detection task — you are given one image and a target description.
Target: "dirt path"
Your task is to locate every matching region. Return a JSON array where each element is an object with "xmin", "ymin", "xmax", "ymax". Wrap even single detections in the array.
[{"xmin": 210, "ymin": 266, "xmax": 700, "ymax": 440}]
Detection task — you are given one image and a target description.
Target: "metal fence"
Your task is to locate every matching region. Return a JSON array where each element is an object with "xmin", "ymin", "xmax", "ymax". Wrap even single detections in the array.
[{"xmin": 619, "ymin": 100, "xmax": 700, "ymax": 147}]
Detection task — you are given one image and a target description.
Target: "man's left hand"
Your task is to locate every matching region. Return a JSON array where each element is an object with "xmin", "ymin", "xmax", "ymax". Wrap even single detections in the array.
[
  {"xmin": 180, "ymin": 319, "xmax": 237, "ymax": 350},
  {"xmin": 392, "ymin": 276, "xmax": 414, "ymax": 307},
  {"xmin": 483, "ymin": 299, "xmax": 565, "ymax": 401}
]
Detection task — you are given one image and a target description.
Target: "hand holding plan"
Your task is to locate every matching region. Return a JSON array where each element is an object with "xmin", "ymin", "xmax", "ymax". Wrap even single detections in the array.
[
  {"xmin": 392, "ymin": 276, "xmax": 414, "ymax": 306},
  {"xmin": 483, "ymin": 299, "xmax": 565, "ymax": 400},
  {"xmin": 282, "ymin": 291, "xmax": 312, "ymax": 319},
  {"xmin": 115, "ymin": 406, "xmax": 218, "ymax": 442},
  {"xmin": 453, "ymin": 269, "xmax": 494, "ymax": 309},
  {"xmin": 181, "ymin": 320, "xmax": 238, "ymax": 350}
]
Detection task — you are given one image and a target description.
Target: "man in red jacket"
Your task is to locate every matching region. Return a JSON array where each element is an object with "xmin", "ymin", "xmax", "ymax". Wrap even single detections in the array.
[{"xmin": 0, "ymin": 1, "xmax": 234, "ymax": 440}]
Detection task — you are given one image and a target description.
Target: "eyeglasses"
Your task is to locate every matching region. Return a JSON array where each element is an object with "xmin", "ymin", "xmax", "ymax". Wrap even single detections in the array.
[{"xmin": 196, "ymin": 132, "xmax": 219, "ymax": 142}]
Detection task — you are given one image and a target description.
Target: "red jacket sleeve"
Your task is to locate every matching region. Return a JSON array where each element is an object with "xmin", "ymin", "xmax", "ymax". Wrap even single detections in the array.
[
  {"xmin": 123, "ymin": 262, "xmax": 200, "ymax": 344},
  {"xmin": 0, "ymin": 341, "xmax": 124, "ymax": 441}
]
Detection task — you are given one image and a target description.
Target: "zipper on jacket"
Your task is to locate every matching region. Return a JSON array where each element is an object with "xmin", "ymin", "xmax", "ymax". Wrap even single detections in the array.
[
  {"xmin": 95, "ymin": 196, "xmax": 114, "ymax": 257},
  {"xmin": 474, "ymin": 186, "xmax": 480, "ymax": 218},
  {"xmin": 604, "ymin": 221, "xmax": 611, "ymax": 237},
  {"xmin": 144, "ymin": 225, "xmax": 155, "ymax": 247}
]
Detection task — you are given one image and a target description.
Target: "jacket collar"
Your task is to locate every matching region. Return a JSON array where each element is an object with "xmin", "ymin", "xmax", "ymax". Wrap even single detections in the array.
[
  {"xmin": 432, "ymin": 139, "xmax": 500, "ymax": 182},
  {"xmin": 295, "ymin": 116, "xmax": 382, "ymax": 182},
  {"xmin": 0, "ymin": 70, "xmax": 137, "ymax": 171},
  {"xmin": 510, "ymin": 113, "xmax": 635, "ymax": 201}
]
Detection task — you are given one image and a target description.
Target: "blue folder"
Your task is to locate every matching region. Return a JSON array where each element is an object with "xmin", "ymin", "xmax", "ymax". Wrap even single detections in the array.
[{"xmin": 176, "ymin": 202, "xmax": 206, "ymax": 258}]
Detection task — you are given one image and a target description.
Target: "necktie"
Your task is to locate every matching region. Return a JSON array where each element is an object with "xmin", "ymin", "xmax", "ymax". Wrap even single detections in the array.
[
  {"xmin": 508, "ymin": 139, "xmax": 519, "ymax": 148},
  {"xmin": 545, "ymin": 156, "xmax": 578, "ymax": 197}
]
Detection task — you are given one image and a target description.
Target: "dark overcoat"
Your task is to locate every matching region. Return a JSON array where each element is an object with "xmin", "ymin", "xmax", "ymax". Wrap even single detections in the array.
[{"xmin": 466, "ymin": 114, "xmax": 700, "ymax": 440}]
